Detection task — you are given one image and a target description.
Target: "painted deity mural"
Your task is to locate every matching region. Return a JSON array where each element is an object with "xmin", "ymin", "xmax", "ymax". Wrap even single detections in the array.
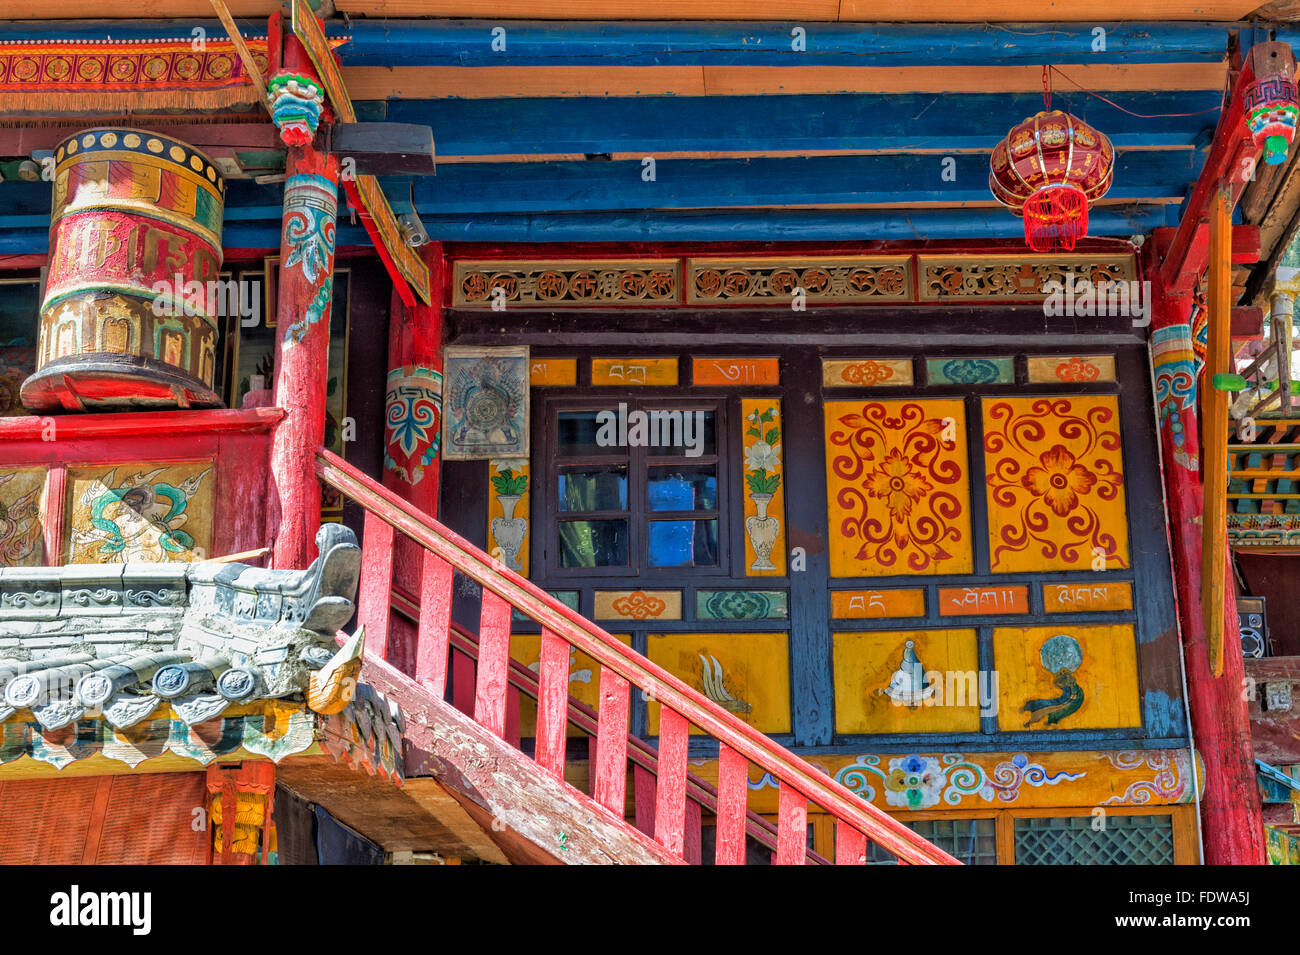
[
  {"xmin": 826, "ymin": 398, "xmax": 972, "ymax": 576},
  {"xmin": 442, "ymin": 346, "xmax": 530, "ymax": 460},
  {"xmin": 65, "ymin": 462, "xmax": 214, "ymax": 563},
  {"xmin": 0, "ymin": 467, "xmax": 45, "ymax": 567}
]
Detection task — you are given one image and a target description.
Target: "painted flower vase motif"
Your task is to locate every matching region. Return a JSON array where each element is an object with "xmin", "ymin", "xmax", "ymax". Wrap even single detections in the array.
[
  {"xmin": 746, "ymin": 492, "xmax": 779, "ymax": 572},
  {"xmin": 491, "ymin": 493, "xmax": 527, "ymax": 572}
]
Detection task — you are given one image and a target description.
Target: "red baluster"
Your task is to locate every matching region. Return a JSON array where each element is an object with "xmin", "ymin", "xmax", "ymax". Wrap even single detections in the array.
[
  {"xmin": 356, "ymin": 510, "xmax": 394, "ymax": 660},
  {"xmin": 654, "ymin": 708, "xmax": 689, "ymax": 858},
  {"xmin": 535, "ymin": 629, "xmax": 569, "ymax": 778},
  {"xmin": 776, "ymin": 782, "xmax": 808, "ymax": 865},
  {"xmin": 474, "ymin": 590, "xmax": 512, "ymax": 737},
  {"xmin": 414, "ymin": 551, "xmax": 454, "ymax": 697},
  {"xmin": 836, "ymin": 822, "xmax": 868, "ymax": 865},
  {"xmin": 714, "ymin": 743, "xmax": 748, "ymax": 865},
  {"xmin": 593, "ymin": 670, "xmax": 629, "ymax": 817}
]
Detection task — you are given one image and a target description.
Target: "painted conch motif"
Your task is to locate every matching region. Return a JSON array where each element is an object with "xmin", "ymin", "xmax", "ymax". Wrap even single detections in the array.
[
  {"xmin": 880, "ymin": 639, "xmax": 935, "ymax": 707},
  {"xmin": 699, "ymin": 653, "xmax": 751, "ymax": 715}
]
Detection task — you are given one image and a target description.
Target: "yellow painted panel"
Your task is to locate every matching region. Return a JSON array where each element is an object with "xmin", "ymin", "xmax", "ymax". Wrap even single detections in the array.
[
  {"xmin": 693, "ymin": 356, "xmax": 779, "ymax": 386},
  {"xmin": 822, "ymin": 358, "xmax": 913, "ymax": 387},
  {"xmin": 993, "ymin": 624, "xmax": 1140, "ymax": 732},
  {"xmin": 826, "ymin": 398, "xmax": 972, "ymax": 576},
  {"xmin": 1043, "ymin": 581, "xmax": 1134, "ymax": 613},
  {"xmin": 741, "ymin": 398, "xmax": 786, "ymax": 576},
  {"xmin": 487, "ymin": 459, "xmax": 529, "ymax": 577},
  {"xmin": 591, "ymin": 357, "xmax": 678, "ymax": 386},
  {"xmin": 832, "ymin": 629, "xmax": 981, "ymax": 734},
  {"xmin": 982, "ymin": 395, "xmax": 1130, "ymax": 573},
  {"xmin": 593, "ymin": 590, "xmax": 682, "ymax": 620},
  {"xmin": 1026, "ymin": 355, "xmax": 1117, "ymax": 384},
  {"xmin": 510, "ymin": 632, "xmax": 631, "ymax": 737},
  {"xmin": 830, "ymin": 588, "xmax": 926, "ymax": 618},
  {"xmin": 0, "ymin": 466, "xmax": 47, "ymax": 567},
  {"xmin": 529, "ymin": 358, "xmax": 577, "ymax": 386},
  {"xmin": 646, "ymin": 632, "xmax": 789, "ymax": 735}
]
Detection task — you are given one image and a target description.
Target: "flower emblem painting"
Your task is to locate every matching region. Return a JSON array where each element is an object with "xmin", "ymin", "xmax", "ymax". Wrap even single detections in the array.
[
  {"xmin": 825, "ymin": 398, "xmax": 972, "ymax": 576},
  {"xmin": 982, "ymin": 396, "xmax": 1129, "ymax": 573}
]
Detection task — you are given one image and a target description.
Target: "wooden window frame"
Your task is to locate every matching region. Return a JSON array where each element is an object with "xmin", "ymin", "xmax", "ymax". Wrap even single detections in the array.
[{"xmin": 537, "ymin": 393, "xmax": 733, "ymax": 582}]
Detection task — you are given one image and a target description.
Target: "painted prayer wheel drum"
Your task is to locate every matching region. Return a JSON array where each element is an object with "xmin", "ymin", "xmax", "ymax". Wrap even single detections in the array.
[{"xmin": 21, "ymin": 128, "xmax": 226, "ymax": 412}]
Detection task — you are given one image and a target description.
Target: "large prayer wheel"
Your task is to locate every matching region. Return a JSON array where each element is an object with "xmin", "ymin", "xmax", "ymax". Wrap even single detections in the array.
[{"xmin": 21, "ymin": 128, "xmax": 226, "ymax": 412}]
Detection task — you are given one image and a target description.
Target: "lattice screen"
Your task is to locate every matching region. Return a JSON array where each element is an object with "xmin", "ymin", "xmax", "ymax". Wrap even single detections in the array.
[
  {"xmin": 1014, "ymin": 814, "xmax": 1175, "ymax": 865},
  {"xmin": 865, "ymin": 818, "xmax": 998, "ymax": 865}
]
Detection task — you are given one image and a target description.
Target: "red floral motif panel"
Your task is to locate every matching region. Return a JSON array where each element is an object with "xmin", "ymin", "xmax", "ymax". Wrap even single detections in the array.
[
  {"xmin": 982, "ymin": 396, "xmax": 1130, "ymax": 573},
  {"xmin": 825, "ymin": 399, "xmax": 973, "ymax": 577}
]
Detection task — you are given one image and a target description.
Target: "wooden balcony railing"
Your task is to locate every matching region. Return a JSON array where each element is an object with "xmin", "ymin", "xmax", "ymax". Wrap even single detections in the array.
[{"xmin": 316, "ymin": 447, "xmax": 959, "ymax": 865}]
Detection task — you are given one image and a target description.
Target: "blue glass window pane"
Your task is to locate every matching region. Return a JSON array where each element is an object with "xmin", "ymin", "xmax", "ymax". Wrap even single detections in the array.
[
  {"xmin": 648, "ymin": 467, "xmax": 717, "ymax": 511},
  {"xmin": 648, "ymin": 519, "xmax": 718, "ymax": 568}
]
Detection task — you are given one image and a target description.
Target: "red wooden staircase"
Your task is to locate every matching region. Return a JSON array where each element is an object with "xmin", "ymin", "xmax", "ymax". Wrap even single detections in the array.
[{"xmin": 316, "ymin": 448, "xmax": 958, "ymax": 865}]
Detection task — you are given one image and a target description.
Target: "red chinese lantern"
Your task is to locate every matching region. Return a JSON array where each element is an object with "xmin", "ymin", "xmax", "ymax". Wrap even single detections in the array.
[
  {"xmin": 1244, "ymin": 74, "xmax": 1300, "ymax": 166},
  {"xmin": 989, "ymin": 110, "xmax": 1115, "ymax": 253}
]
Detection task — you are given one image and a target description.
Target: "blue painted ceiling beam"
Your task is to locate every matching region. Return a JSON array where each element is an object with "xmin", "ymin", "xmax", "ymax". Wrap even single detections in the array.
[
  {"xmin": 386, "ymin": 91, "xmax": 1221, "ymax": 155},
  {"xmin": 0, "ymin": 148, "xmax": 1198, "ymax": 222},
  {"xmin": 0, "ymin": 206, "xmax": 1169, "ymax": 253},
  {"xmin": 381, "ymin": 151, "xmax": 1200, "ymax": 213},
  {"xmin": 340, "ymin": 20, "xmax": 1233, "ymax": 66}
]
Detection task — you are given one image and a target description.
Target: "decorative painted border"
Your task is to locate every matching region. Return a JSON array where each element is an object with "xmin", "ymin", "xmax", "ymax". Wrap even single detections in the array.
[
  {"xmin": 918, "ymin": 254, "xmax": 1138, "ymax": 301},
  {"xmin": 686, "ymin": 256, "xmax": 911, "ymax": 304},
  {"xmin": 683, "ymin": 749, "xmax": 1201, "ymax": 814},
  {"xmin": 448, "ymin": 254, "xmax": 1137, "ymax": 307},
  {"xmin": 453, "ymin": 259, "xmax": 679, "ymax": 308}
]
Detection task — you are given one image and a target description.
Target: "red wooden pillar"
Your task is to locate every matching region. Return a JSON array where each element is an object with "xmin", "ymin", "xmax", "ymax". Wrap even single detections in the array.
[
  {"xmin": 381, "ymin": 244, "xmax": 445, "ymax": 672},
  {"xmin": 1150, "ymin": 274, "xmax": 1266, "ymax": 864},
  {"xmin": 269, "ymin": 144, "xmax": 339, "ymax": 570}
]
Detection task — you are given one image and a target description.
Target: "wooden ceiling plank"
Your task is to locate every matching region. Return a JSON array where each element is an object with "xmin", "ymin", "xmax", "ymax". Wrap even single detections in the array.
[{"xmin": 342, "ymin": 62, "xmax": 1228, "ymax": 100}]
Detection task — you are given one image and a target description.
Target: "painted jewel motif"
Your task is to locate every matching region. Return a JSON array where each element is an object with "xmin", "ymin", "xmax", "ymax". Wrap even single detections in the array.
[
  {"xmin": 827, "ymin": 399, "xmax": 971, "ymax": 576},
  {"xmin": 384, "ymin": 366, "xmax": 443, "ymax": 485},
  {"xmin": 1023, "ymin": 634, "xmax": 1085, "ymax": 727},
  {"xmin": 983, "ymin": 396, "xmax": 1128, "ymax": 572}
]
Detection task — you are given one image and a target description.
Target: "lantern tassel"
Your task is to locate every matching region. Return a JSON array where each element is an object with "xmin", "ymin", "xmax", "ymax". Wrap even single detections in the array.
[{"xmin": 1022, "ymin": 184, "xmax": 1089, "ymax": 253}]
